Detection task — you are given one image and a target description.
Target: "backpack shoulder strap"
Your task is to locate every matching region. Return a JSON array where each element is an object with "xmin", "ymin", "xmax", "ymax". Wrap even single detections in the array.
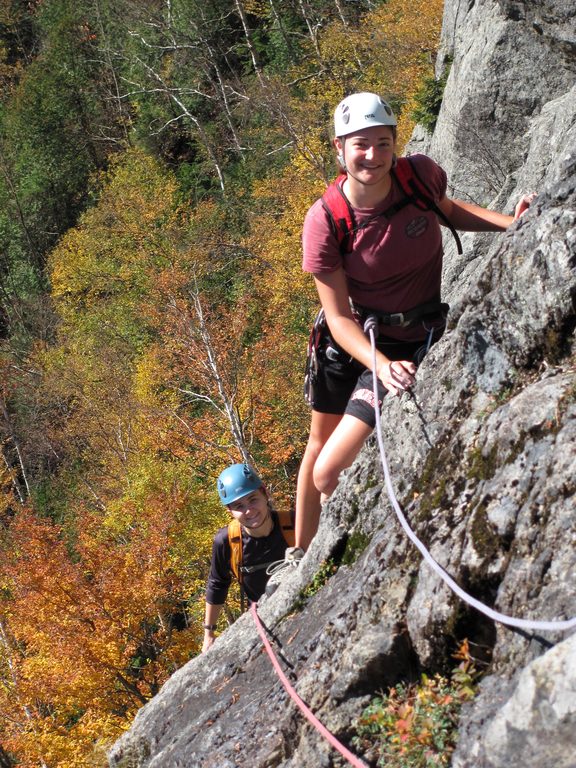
[
  {"xmin": 321, "ymin": 162, "xmax": 463, "ymax": 255},
  {"xmin": 227, "ymin": 519, "xmax": 243, "ymax": 584},
  {"xmin": 392, "ymin": 157, "xmax": 463, "ymax": 254},
  {"xmin": 321, "ymin": 174, "xmax": 356, "ymax": 253},
  {"xmin": 276, "ymin": 509, "xmax": 296, "ymax": 548},
  {"xmin": 392, "ymin": 156, "xmax": 423, "ymax": 202}
]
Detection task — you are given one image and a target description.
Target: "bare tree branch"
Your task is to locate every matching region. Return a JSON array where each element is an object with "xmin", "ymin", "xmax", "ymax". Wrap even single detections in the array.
[
  {"xmin": 189, "ymin": 281, "xmax": 252, "ymax": 463},
  {"xmin": 0, "ymin": 398, "xmax": 30, "ymax": 502}
]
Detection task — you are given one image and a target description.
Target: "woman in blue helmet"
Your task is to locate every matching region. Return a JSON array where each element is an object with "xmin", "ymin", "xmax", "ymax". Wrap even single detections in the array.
[{"xmin": 202, "ymin": 463, "xmax": 298, "ymax": 652}]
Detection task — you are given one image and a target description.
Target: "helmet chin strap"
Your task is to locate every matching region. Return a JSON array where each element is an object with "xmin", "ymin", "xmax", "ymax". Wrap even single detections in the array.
[{"xmin": 337, "ymin": 137, "xmax": 347, "ymax": 171}]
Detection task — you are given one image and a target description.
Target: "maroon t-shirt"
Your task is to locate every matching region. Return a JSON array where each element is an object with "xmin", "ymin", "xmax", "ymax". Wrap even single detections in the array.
[{"xmin": 302, "ymin": 154, "xmax": 447, "ymax": 341}]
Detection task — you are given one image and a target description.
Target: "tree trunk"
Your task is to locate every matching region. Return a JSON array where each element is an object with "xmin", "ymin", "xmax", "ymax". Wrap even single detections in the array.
[
  {"xmin": 233, "ymin": 0, "xmax": 266, "ymax": 86},
  {"xmin": 0, "ymin": 745, "xmax": 15, "ymax": 768},
  {"xmin": 190, "ymin": 284, "xmax": 252, "ymax": 464},
  {"xmin": 0, "ymin": 398, "xmax": 30, "ymax": 503}
]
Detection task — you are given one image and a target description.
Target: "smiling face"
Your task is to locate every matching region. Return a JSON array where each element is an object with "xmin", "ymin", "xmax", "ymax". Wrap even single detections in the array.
[
  {"xmin": 227, "ymin": 487, "xmax": 272, "ymax": 537},
  {"xmin": 335, "ymin": 124, "xmax": 396, "ymax": 191}
]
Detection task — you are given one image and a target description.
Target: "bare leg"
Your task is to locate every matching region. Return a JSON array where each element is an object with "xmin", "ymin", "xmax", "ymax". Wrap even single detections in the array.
[
  {"xmin": 313, "ymin": 414, "xmax": 373, "ymax": 497},
  {"xmin": 295, "ymin": 411, "xmax": 343, "ymax": 551}
]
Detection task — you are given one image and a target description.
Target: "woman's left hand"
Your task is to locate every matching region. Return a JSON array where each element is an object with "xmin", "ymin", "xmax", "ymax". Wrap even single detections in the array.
[{"xmin": 514, "ymin": 192, "xmax": 537, "ymax": 220}]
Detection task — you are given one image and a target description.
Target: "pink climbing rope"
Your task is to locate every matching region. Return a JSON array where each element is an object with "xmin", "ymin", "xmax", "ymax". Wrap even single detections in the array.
[{"xmin": 250, "ymin": 602, "xmax": 369, "ymax": 768}]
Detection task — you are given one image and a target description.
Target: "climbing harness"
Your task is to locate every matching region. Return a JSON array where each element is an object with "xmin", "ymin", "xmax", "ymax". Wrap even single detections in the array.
[
  {"xmin": 321, "ymin": 156, "xmax": 463, "ymax": 255},
  {"xmin": 363, "ymin": 314, "xmax": 576, "ymax": 633},
  {"xmin": 303, "ymin": 307, "xmax": 326, "ymax": 404},
  {"xmin": 303, "ymin": 300, "xmax": 449, "ymax": 405},
  {"xmin": 250, "ymin": 603, "xmax": 369, "ymax": 768},
  {"xmin": 352, "ymin": 299, "xmax": 450, "ymax": 330}
]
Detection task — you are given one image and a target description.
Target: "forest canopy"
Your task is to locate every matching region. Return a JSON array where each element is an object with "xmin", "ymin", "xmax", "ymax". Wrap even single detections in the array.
[{"xmin": 0, "ymin": 0, "xmax": 443, "ymax": 764}]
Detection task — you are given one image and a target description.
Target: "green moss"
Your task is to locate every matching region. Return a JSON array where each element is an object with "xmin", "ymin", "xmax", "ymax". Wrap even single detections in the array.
[
  {"xmin": 419, "ymin": 450, "xmax": 439, "ymax": 487},
  {"xmin": 416, "ymin": 478, "xmax": 449, "ymax": 525},
  {"xmin": 469, "ymin": 502, "xmax": 500, "ymax": 561},
  {"xmin": 412, "ymin": 446, "xmax": 454, "ymax": 524},
  {"xmin": 503, "ymin": 434, "xmax": 528, "ymax": 467},
  {"xmin": 292, "ymin": 558, "xmax": 339, "ymax": 611},
  {"xmin": 342, "ymin": 530, "xmax": 372, "ymax": 566},
  {"xmin": 467, "ymin": 445, "xmax": 498, "ymax": 482},
  {"xmin": 495, "ymin": 384, "xmax": 514, "ymax": 405}
]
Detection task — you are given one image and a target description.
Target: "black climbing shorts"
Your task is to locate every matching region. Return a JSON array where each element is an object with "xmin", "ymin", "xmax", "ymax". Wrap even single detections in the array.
[{"xmin": 308, "ymin": 323, "xmax": 445, "ymax": 429}]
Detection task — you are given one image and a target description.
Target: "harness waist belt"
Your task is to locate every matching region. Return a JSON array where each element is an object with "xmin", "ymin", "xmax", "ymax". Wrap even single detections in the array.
[{"xmin": 354, "ymin": 301, "xmax": 449, "ymax": 329}]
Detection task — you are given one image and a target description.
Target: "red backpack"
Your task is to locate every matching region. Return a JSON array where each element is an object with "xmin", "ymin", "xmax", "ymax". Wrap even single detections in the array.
[{"xmin": 321, "ymin": 156, "xmax": 462, "ymax": 254}]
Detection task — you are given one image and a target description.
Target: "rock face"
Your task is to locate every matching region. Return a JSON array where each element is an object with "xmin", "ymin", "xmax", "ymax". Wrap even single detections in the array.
[{"xmin": 109, "ymin": 1, "xmax": 576, "ymax": 766}]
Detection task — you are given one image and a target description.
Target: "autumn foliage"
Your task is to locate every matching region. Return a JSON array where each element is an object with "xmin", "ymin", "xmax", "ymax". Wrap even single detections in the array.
[{"xmin": 0, "ymin": 0, "xmax": 444, "ymax": 763}]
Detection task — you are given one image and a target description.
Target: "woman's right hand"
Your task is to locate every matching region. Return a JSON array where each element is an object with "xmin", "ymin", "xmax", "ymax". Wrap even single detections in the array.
[{"xmin": 377, "ymin": 359, "xmax": 417, "ymax": 396}]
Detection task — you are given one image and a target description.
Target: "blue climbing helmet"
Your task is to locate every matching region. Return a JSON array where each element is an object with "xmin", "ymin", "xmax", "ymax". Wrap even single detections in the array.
[{"xmin": 217, "ymin": 463, "xmax": 262, "ymax": 505}]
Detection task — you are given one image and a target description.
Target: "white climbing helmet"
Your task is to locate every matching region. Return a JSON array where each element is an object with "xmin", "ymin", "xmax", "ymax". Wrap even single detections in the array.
[{"xmin": 334, "ymin": 92, "xmax": 397, "ymax": 137}]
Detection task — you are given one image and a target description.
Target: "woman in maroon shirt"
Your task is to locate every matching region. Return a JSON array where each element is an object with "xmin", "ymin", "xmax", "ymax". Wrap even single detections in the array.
[{"xmin": 295, "ymin": 91, "xmax": 535, "ymax": 553}]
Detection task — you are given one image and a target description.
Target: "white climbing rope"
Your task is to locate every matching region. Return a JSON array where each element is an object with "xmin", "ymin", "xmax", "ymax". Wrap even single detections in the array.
[{"xmin": 366, "ymin": 321, "xmax": 576, "ymax": 633}]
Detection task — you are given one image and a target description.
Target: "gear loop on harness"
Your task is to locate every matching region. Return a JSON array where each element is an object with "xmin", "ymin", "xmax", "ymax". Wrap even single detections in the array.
[
  {"xmin": 303, "ymin": 307, "xmax": 326, "ymax": 404},
  {"xmin": 303, "ymin": 301, "xmax": 449, "ymax": 406}
]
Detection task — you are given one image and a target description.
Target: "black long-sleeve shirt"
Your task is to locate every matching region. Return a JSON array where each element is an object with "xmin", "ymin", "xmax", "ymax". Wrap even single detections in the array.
[{"xmin": 205, "ymin": 512, "xmax": 289, "ymax": 604}]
